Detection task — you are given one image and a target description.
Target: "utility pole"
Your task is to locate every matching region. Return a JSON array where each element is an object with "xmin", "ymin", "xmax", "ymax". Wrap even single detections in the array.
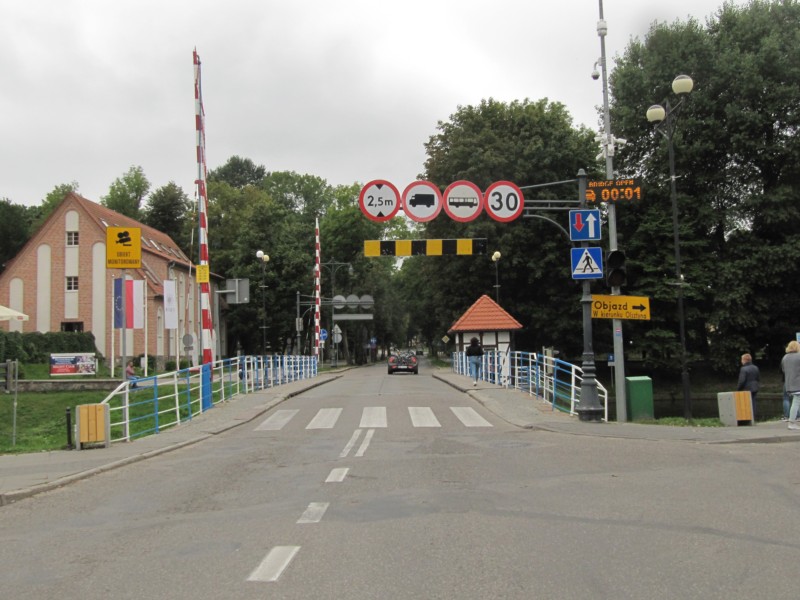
[{"xmin": 596, "ymin": 0, "xmax": 628, "ymax": 421}]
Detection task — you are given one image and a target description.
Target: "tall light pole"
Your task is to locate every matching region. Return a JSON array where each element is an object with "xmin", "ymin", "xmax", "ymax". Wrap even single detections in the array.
[
  {"xmin": 256, "ymin": 250, "xmax": 269, "ymax": 355},
  {"xmin": 647, "ymin": 74, "xmax": 694, "ymax": 420},
  {"xmin": 319, "ymin": 259, "xmax": 352, "ymax": 367},
  {"xmin": 594, "ymin": 0, "xmax": 629, "ymax": 422},
  {"xmin": 491, "ymin": 251, "xmax": 501, "ymax": 303}
]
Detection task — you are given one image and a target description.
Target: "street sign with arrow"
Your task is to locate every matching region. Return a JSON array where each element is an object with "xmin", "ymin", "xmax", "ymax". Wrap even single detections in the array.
[{"xmin": 591, "ymin": 294, "xmax": 650, "ymax": 320}]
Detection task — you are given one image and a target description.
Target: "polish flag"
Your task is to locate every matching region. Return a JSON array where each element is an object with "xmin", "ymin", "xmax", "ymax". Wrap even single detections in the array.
[{"xmin": 114, "ymin": 279, "xmax": 145, "ymax": 329}]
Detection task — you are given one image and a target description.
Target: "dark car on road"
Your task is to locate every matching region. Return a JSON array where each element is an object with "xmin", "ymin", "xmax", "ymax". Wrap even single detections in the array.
[{"xmin": 387, "ymin": 352, "xmax": 418, "ymax": 375}]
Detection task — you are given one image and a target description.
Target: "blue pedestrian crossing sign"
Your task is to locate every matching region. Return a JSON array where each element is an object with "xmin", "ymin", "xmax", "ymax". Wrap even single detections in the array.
[
  {"xmin": 569, "ymin": 209, "xmax": 602, "ymax": 241},
  {"xmin": 571, "ymin": 247, "xmax": 603, "ymax": 279}
]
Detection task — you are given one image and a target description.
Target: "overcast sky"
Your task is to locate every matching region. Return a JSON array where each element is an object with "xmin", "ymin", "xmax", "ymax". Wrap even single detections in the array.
[{"xmin": 1, "ymin": 0, "xmax": 741, "ymax": 207}]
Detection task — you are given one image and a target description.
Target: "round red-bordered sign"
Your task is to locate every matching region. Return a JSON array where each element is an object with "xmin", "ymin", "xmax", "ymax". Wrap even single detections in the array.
[
  {"xmin": 402, "ymin": 181, "xmax": 443, "ymax": 223},
  {"xmin": 484, "ymin": 181, "xmax": 524, "ymax": 222},
  {"xmin": 443, "ymin": 180, "xmax": 483, "ymax": 222},
  {"xmin": 359, "ymin": 180, "xmax": 401, "ymax": 222}
]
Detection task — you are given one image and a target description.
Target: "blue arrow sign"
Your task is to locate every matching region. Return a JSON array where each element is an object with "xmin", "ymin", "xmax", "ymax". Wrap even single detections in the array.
[
  {"xmin": 569, "ymin": 209, "xmax": 601, "ymax": 241},
  {"xmin": 320, "ymin": 328, "xmax": 328, "ymax": 341},
  {"xmin": 571, "ymin": 247, "xmax": 603, "ymax": 279}
]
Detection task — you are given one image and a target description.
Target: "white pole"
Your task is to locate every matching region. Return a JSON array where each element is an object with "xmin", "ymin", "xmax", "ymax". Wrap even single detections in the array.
[
  {"xmin": 144, "ymin": 280, "xmax": 149, "ymax": 376},
  {"xmin": 110, "ymin": 274, "xmax": 115, "ymax": 378}
]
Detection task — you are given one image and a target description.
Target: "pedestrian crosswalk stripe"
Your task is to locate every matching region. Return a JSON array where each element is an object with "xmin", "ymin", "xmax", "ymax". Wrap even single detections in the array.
[
  {"xmin": 255, "ymin": 409, "xmax": 299, "ymax": 431},
  {"xmin": 360, "ymin": 406, "xmax": 387, "ymax": 428},
  {"xmin": 408, "ymin": 406, "xmax": 442, "ymax": 427},
  {"xmin": 450, "ymin": 406, "xmax": 492, "ymax": 427},
  {"xmin": 306, "ymin": 407, "xmax": 342, "ymax": 429},
  {"xmin": 254, "ymin": 406, "xmax": 494, "ymax": 431}
]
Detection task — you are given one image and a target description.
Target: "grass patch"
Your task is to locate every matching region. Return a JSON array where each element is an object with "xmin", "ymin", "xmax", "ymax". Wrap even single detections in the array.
[
  {"xmin": 630, "ymin": 417, "xmax": 724, "ymax": 427},
  {"xmin": 0, "ymin": 389, "xmax": 109, "ymax": 454}
]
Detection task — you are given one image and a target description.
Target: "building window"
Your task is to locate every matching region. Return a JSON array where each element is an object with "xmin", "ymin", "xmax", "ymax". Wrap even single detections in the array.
[
  {"xmin": 66, "ymin": 276, "xmax": 79, "ymax": 291},
  {"xmin": 61, "ymin": 322, "xmax": 84, "ymax": 332},
  {"xmin": 66, "ymin": 231, "xmax": 79, "ymax": 246}
]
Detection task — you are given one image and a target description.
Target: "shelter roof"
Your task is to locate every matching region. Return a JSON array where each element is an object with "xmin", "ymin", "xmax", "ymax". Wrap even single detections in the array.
[{"xmin": 448, "ymin": 294, "xmax": 523, "ymax": 333}]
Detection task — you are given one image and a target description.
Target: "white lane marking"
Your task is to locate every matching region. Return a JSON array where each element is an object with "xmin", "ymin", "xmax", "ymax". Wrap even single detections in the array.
[
  {"xmin": 360, "ymin": 406, "xmax": 387, "ymax": 428},
  {"xmin": 450, "ymin": 406, "xmax": 493, "ymax": 427},
  {"xmin": 355, "ymin": 428, "xmax": 375, "ymax": 457},
  {"xmin": 306, "ymin": 407, "xmax": 343, "ymax": 429},
  {"xmin": 340, "ymin": 429, "xmax": 362, "ymax": 458},
  {"xmin": 326, "ymin": 467, "xmax": 349, "ymax": 483},
  {"xmin": 409, "ymin": 406, "xmax": 441, "ymax": 427},
  {"xmin": 247, "ymin": 546, "xmax": 300, "ymax": 582},
  {"xmin": 297, "ymin": 502, "xmax": 329, "ymax": 524},
  {"xmin": 255, "ymin": 409, "xmax": 299, "ymax": 431}
]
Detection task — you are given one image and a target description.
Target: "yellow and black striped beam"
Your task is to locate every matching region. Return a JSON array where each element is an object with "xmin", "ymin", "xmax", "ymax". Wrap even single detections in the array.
[{"xmin": 364, "ymin": 239, "xmax": 488, "ymax": 257}]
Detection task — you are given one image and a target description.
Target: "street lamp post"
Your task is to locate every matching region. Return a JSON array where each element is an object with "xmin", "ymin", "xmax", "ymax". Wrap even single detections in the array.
[
  {"xmin": 319, "ymin": 259, "xmax": 352, "ymax": 367},
  {"xmin": 256, "ymin": 250, "xmax": 269, "ymax": 355},
  {"xmin": 647, "ymin": 74, "xmax": 694, "ymax": 420},
  {"xmin": 491, "ymin": 251, "xmax": 501, "ymax": 303}
]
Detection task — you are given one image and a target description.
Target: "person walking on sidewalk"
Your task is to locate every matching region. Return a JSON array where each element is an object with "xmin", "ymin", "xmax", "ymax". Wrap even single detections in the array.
[
  {"xmin": 466, "ymin": 337, "xmax": 484, "ymax": 386},
  {"xmin": 780, "ymin": 341, "xmax": 800, "ymax": 430},
  {"xmin": 737, "ymin": 353, "xmax": 760, "ymax": 420}
]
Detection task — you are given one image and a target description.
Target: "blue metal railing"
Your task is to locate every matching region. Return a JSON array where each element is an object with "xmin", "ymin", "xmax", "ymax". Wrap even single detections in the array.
[
  {"xmin": 99, "ymin": 355, "xmax": 318, "ymax": 443},
  {"xmin": 453, "ymin": 350, "xmax": 608, "ymax": 421}
]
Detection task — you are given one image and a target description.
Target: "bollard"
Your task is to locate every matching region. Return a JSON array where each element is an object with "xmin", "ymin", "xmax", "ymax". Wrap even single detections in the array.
[{"xmin": 66, "ymin": 407, "xmax": 73, "ymax": 449}]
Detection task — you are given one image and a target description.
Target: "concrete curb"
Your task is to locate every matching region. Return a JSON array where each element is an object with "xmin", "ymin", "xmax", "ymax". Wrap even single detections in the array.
[{"xmin": 0, "ymin": 375, "xmax": 341, "ymax": 506}]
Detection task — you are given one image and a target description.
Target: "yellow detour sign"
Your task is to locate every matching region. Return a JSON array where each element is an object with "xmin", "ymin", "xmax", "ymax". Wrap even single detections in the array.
[
  {"xmin": 591, "ymin": 294, "xmax": 651, "ymax": 320},
  {"xmin": 106, "ymin": 227, "xmax": 141, "ymax": 269}
]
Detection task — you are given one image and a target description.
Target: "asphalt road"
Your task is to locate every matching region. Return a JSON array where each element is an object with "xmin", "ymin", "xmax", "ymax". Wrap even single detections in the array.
[{"xmin": 1, "ymin": 362, "xmax": 798, "ymax": 599}]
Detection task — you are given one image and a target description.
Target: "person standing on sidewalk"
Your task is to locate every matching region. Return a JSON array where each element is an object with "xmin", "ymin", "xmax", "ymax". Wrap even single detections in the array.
[
  {"xmin": 466, "ymin": 337, "xmax": 483, "ymax": 386},
  {"xmin": 737, "ymin": 353, "xmax": 760, "ymax": 420},
  {"xmin": 780, "ymin": 341, "xmax": 800, "ymax": 430}
]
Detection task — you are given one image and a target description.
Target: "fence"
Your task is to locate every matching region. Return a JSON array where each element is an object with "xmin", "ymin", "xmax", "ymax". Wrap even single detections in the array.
[
  {"xmin": 453, "ymin": 350, "xmax": 608, "ymax": 421},
  {"xmin": 99, "ymin": 355, "xmax": 317, "ymax": 443}
]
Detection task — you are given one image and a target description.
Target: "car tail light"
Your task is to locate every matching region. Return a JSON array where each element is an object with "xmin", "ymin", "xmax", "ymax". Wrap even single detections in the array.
[
  {"xmin": 409, "ymin": 356, "xmax": 417, "ymax": 365},
  {"xmin": 388, "ymin": 356, "xmax": 397, "ymax": 365}
]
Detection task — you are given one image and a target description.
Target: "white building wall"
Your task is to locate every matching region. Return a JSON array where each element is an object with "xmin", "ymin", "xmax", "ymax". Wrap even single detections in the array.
[{"xmin": 36, "ymin": 245, "xmax": 51, "ymax": 332}]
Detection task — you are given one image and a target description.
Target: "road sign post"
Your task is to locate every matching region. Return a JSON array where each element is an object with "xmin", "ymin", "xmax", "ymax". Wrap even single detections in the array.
[{"xmin": 575, "ymin": 170, "xmax": 603, "ymax": 422}]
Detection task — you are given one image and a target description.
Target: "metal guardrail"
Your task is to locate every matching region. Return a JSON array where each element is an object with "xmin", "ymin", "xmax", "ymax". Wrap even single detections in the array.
[
  {"xmin": 452, "ymin": 350, "xmax": 608, "ymax": 421},
  {"xmin": 98, "ymin": 355, "xmax": 318, "ymax": 444}
]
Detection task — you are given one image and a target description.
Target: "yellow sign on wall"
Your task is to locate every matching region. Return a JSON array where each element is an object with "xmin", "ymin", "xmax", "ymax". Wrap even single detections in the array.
[
  {"xmin": 195, "ymin": 264, "xmax": 210, "ymax": 284},
  {"xmin": 591, "ymin": 294, "xmax": 651, "ymax": 320},
  {"xmin": 106, "ymin": 227, "xmax": 141, "ymax": 269}
]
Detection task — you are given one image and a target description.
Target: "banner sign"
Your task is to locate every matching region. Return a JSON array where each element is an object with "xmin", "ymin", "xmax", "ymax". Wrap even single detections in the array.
[{"xmin": 50, "ymin": 353, "xmax": 97, "ymax": 376}]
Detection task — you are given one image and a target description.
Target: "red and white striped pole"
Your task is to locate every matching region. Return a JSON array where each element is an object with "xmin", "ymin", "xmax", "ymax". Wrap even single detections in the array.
[
  {"xmin": 194, "ymin": 49, "xmax": 213, "ymax": 365},
  {"xmin": 314, "ymin": 218, "xmax": 321, "ymax": 359}
]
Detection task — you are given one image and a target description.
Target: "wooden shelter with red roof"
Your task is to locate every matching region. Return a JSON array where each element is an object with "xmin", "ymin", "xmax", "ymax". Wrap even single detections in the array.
[
  {"xmin": 0, "ymin": 193, "xmax": 225, "ymax": 369},
  {"xmin": 448, "ymin": 294, "xmax": 523, "ymax": 354}
]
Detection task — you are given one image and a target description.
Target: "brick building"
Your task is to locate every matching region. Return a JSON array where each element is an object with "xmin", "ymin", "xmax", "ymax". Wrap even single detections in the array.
[{"xmin": 0, "ymin": 192, "xmax": 226, "ymax": 368}]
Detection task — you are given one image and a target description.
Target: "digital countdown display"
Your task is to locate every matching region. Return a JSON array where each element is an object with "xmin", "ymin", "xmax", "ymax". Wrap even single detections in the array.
[{"xmin": 585, "ymin": 179, "xmax": 642, "ymax": 203}]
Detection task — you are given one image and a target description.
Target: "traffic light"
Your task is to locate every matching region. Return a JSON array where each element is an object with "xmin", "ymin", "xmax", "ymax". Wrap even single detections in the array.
[{"xmin": 606, "ymin": 250, "xmax": 626, "ymax": 288}]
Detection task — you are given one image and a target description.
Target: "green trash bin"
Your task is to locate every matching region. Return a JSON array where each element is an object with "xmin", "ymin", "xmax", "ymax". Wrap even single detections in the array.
[{"xmin": 625, "ymin": 376, "xmax": 654, "ymax": 420}]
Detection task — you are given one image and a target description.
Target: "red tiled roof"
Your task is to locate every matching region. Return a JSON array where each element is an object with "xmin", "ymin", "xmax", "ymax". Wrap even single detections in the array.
[
  {"xmin": 448, "ymin": 295, "xmax": 523, "ymax": 333},
  {"xmin": 70, "ymin": 193, "xmax": 191, "ymax": 265}
]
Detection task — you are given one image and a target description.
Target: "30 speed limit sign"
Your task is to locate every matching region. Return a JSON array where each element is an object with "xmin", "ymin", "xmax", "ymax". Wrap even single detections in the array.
[{"xmin": 484, "ymin": 181, "xmax": 524, "ymax": 222}]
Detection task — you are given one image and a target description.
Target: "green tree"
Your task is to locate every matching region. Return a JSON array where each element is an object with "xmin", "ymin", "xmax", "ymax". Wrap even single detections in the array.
[
  {"xmin": 0, "ymin": 199, "xmax": 32, "ymax": 273},
  {"xmin": 208, "ymin": 155, "xmax": 266, "ymax": 189},
  {"xmin": 30, "ymin": 182, "xmax": 80, "ymax": 230},
  {"xmin": 142, "ymin": 182, "xmax": 193, "ymax": 255},
  {"xmin": 418, "ymin": 98, "xmax": 597, "ymax": 359},
  {"xmin": 610, "ymin": 0, "xmax": 800, "ymax": 370},
  {"xmin": 101, "ymin": 166, "xmax": 150, "ymax": 219}
]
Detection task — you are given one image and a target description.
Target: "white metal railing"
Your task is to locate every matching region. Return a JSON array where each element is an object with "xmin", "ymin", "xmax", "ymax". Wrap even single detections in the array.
[
  {"xmin": 99, "ymin": 355, "xmax": 318, "ymax": 443},
  {"xmin": 453, "ymin": 350, "xmax": 608, "ymax": 421}
]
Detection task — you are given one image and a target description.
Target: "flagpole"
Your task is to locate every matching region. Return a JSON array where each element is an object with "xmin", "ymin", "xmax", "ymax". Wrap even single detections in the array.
[
  {"xmin": 110, "ymin": 274, "xmax": 115, "ymax": 378},
  {"xmin": 121, "ymin": 270, "xmax": 127, "ymax": 381},
  {"xmin": 144, "ymin": 280, "xmax": 149, "ymax": 376}
]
